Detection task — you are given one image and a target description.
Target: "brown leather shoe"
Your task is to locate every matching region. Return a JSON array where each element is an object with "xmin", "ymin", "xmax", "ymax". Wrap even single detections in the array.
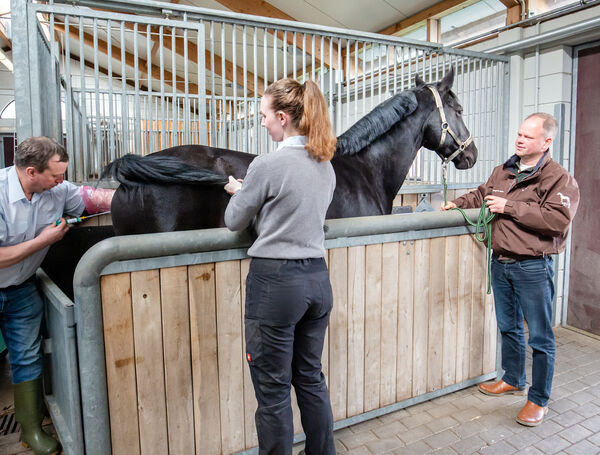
[
  {"xmin": 516, "ymin": 400, "xmax": 548, "ymax": 426},
  {"xmin": 478, "ymin": 380, "xmax": 526, "ymax": 396}
]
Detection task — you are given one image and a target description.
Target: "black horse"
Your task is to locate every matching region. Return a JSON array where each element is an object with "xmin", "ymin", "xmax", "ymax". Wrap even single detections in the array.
[{"xmin": 103, "ymin": 67, "xmax": 477, "ymax": 235}]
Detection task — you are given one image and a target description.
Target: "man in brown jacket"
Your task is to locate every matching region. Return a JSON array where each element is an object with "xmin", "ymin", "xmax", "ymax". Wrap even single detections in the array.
[{"xmin": 442, "ymin": 113, "xmax": 579, "ymax": 426}]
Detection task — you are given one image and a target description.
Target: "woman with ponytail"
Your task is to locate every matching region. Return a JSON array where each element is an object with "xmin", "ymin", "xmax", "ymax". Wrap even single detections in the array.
[{"xmin": 224, "ymin": 78, "xmax": 336, "ymax": 455}]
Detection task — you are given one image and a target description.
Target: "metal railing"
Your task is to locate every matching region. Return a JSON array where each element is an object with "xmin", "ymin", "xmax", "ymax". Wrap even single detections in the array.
[{"xmin": 14, "ymin": 0, "xmax": 509, "ymax": 188}]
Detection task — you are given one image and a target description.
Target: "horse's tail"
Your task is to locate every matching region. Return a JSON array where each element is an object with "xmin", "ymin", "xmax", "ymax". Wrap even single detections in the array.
[{"xmin": 101, "ymin": 154, "xmax": 229, "ymax": 187}]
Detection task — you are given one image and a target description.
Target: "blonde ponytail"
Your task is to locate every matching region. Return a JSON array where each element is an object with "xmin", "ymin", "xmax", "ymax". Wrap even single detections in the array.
[
  {"xmin": 299, "ymin": 80, "xmax": 336, "ymax": 161},
  {"xmin": 263, "ymin": 78, "xmax": 336, "ymax": 162}
]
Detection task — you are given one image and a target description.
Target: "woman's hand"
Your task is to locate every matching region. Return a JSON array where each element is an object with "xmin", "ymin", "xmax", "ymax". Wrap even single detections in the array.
[{"xmin": 225, "ymin": 176, "xmax": 243, "ymax": 195}]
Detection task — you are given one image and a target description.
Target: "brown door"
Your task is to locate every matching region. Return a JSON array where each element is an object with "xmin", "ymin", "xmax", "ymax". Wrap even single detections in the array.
[{"xmin": 567, "ymin": 44, "xmax": 600, "ymax": 336}]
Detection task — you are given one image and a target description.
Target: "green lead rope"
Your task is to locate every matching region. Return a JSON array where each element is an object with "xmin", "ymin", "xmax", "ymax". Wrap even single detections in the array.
[{"xmin": 442, "ymin": 164, "xmax": 495, "ymax": 294}]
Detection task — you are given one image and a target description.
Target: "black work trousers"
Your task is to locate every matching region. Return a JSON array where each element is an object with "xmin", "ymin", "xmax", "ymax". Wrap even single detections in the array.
[{"xmin": 245, "ymin": 257, "xmax": 335, "ymax": 455}]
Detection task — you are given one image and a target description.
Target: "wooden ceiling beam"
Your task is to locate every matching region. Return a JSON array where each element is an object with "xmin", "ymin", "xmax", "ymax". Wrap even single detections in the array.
[{"xmin": 378, "ymin": 0, "xmax": 479, "ymax": 36}]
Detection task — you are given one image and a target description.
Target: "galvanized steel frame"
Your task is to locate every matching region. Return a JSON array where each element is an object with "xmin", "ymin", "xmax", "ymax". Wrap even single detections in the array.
[
  {"xmin": 71, "ymin": 209, "xmax": 497, "ymax": 455},
  {"xmin": 16, "ymin": 0, "xmax": 509, "ymax": 190}
]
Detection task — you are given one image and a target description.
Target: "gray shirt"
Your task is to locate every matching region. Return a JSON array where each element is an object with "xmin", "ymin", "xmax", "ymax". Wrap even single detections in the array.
[
  {"xmin": 225, "ymin": 136, "xmax": 336, "ymax": 259},
  {"xmin": 0, "ymin": 166, "xmax": 85, "ymax": 287}
]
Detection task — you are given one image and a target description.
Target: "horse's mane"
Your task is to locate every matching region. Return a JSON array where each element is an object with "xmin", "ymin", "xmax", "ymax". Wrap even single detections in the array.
[
  {"xmin": 101, "ymin": 154, "xmax": 228, "ymax": 187},
  {"xmin": 335, "ymin": 90, "xmax": 418, "ymax": 156}
]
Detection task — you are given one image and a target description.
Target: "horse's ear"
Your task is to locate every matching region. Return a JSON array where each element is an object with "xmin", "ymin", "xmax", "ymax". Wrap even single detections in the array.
[
  {"xmin": 437, "ymin": 66, "xmax": 455, "ymax": 93},
  {"xmin": 414, "ymin": 73, "xmax": 426, "ymax": 87}
]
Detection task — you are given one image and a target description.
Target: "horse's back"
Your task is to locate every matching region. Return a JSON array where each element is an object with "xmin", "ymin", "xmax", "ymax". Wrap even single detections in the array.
[{"xmin": 111, "ymin": 145, "xmax": 255, "ymax": 234}]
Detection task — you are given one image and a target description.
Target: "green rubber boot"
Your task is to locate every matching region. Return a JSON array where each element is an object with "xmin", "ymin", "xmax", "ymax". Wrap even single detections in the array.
[{"xmin": 14, "ymin": 378, "xmax": 61, "ymax": 455}]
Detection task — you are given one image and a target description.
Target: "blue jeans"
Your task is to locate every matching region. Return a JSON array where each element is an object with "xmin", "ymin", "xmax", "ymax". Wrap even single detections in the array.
[
  {"xmin": 0, "ymin": 278, "xmax": 44, "ymax": 384},
  {"xmin": 491, "ymin": 255, "xmax": 555, "ymax": 407},
  {"xmin": 245, "ymin": 257, "xmax": 335, "ymax": 455}
]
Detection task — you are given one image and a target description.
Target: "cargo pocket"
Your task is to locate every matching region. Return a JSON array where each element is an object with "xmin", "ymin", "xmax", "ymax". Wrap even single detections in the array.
[{"xmin": 244, "ymin": 318, "xmax": 263, "ymax": 365}]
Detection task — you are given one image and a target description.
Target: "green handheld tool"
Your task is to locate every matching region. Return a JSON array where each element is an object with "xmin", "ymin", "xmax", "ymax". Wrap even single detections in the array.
[{"xmin": 55, "ymin": 211, "xmax": 111, "ymax": 226}]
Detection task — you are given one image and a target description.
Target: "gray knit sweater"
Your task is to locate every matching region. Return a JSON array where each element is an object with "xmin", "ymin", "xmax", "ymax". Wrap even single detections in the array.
[{"xmin": 224, "ymin": 136, "xmax": 336, "ymax": 259}]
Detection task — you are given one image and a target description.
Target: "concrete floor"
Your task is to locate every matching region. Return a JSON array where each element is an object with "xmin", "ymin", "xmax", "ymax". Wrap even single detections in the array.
[{"xmin": 1, "ymin": 326, "xmax": 600, "ymax": 454}]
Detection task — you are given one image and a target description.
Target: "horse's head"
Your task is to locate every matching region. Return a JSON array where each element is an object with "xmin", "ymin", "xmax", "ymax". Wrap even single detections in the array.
[{"xmin": 416, "ymin": 67, "xmax": 477, "ymax": 170}]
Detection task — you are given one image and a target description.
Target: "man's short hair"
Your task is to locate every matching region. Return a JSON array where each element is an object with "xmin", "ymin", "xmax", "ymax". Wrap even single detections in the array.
[
  {"xmin": 525, "ymin": 112, "xmax": 558, "ymax": 140},
  {"xmin": 14, "ymin": 137, "xmax": 68, "ymax": 172}
]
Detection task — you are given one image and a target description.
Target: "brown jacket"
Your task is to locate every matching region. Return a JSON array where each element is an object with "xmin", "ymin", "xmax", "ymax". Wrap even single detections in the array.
[{"xmin": 453, "ymin": 152, "xmax": 579, "ymax": 258}]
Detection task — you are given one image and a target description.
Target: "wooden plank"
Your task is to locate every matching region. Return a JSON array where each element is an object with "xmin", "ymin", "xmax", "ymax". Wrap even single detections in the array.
[
  {"xmin": 442, "ymin": 236, "xmax": 459, "ymax": 388},
  {"xmin": 469, "ymin": 241, "xmax": 486, "ymax": 378},
  {"xmin": 412, "ymin": 240, "xmax": 429, "ymax": 397},
  {"xmin": 364, "ymin": 244, "xmax": 382, "ymax": 412},
  {"xmin": 239, "ymin": 259, "xmax": 259, "ymax": 448},
  {"xmin": 456, "ymin": 235, "xmax": 473, "ymax": 382},
  {"xmin": 189, "ymin": 263, "xmax": 222, "ymax": 455},
  {"xmin": 380, "ymin": 243, "xmax": 399, "ymax": 406},
  {"xmin": 402, "ymin": 193, "xmax": 418, "ymax": 212},
  {"xmin": 397, "ymin": 240, "xmax": 414, "ymax": 401},
  {"xmin": 131, "ymin": 270, "xmax": 168, "ymax": 455},
  {"xmin": 328, "ymin": 247, "xmax": 348, "ymax": 421},
  {"xmin": 483, "ymin": 267, "xmax": 498, "ymax": 374},
  {"xmin": 427, "ymin": 237, "xmax": 444, "ymax": 393},
  {"xmin": 346, "ymin": 246, "xmax": 365, "ymax": 417},
  {"xmin": 160, "ymin": 266, "xmax": 195, "ymax": 454},
  {"xmin": 101, "ymin": 273, "xmax": 140, "ymax": 455},
  {"xmin": 215, "ymin": 260, "xmax": 245, "ymax": 454}
]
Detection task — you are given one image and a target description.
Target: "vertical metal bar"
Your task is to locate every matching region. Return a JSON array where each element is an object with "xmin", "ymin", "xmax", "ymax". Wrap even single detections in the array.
[
  {"xmin": 354, "ymin": 41, "xmax": 358, "ymax": 123},
  {"xmin": 292, "ymin": 32, "xmax": 297, "ymax": 80},
  {"xmin": 311, "ymin": 34, "xmax": 316, "ymax": 82},
  {"xmin": 63, "ymin": 16, "xmax": 75, "ymax": 179},
  {"xmin": 263, "ymin": 27, "xmax": 268, "ymax": 89},
  {"xmin": 282, "ymin": 31, "xmax": 287, "ymax": 78},
  {"xmin": 221, "ymin": 23, "xmax": 227, "ymax": 148},
  {"xmin": 477, "ymin": 59, "xmax": 483, "ymax": 183},
  {"xmin": 328, "ymin": 38, "xmax": 333, "ymax": 129},
  {"xmin": 362, "ymin": 41, "xmax": 366, "ymax": 117},
  {"xmin": 183, "ymin": 26, "xmax": 190, "ymax": 145},
  {"xmin": 272, "ymin": 25, "xmax": 276, "ymax": 85},
  {"xmin": 337, "ymin": 37, "xmax": 342, "ymax": 134},
  {"xmin": 93, "ymin": 18, "xmax": 102, "ymax": 176},
  {"xmin": 253, "ymin": 26, "xmax": 258, "ymax": 155},
  {"xmin": 159, "ymin": 25, "xmax": 166, "ymax": 149},
  {"xmin": 400, "ymin": 46, "xmax": 405, "ymax": 91},
  {"xmin": 120, "ymin": 21, "xmax": 129, "ymax": 156},
  {"xmin": 79, "ymin": 16, "xmax": 88, "ymax": 179},
  {"xmin": 171, "ymin": 27, "xmax": 177, "ymax": 147},
  {"xmin": 210, "ymin": 21, "xmax": 216, "ymax": 146},
  {"xmin": 320, "ymin": 35, "xmax": 324, "ymax": 93},
  {"xmin": 233, "ymin": 25, "xmax": 238, "ymax": 150},
  {"xmin": 384, "ymin": 44, "xmax": 389, "ymax": 99},
  {"xmin": 346, "ymin": 39, "xmax": 350, "ymax": 131},
  {"xmin": 393, "ymin": 46, "xmax": 397, "ymax": 95},
  {"xmin": 370, "ymin": 42, "xmax": 374, "ymax": 112},
  {"xmin": 243, "ymin": 25, "xmax": 248, "ymax": 153},
  {"xmin": 147, "ymin": 23, "xmax": 154, "ymax": 154},
  {"xmin": 378, "ymin": 44, "xmax": 382, "ymax": 105},
  {"xmin": 133, "ymin": 22, "xmax": 142, "ymax": 153},
  {"xmin": 302, "ymin": 33, "xmax": 306, "ymax": 81},
  {"xmin": 106, "ymin": 20, "xmax": 115, "ymax": 161}
]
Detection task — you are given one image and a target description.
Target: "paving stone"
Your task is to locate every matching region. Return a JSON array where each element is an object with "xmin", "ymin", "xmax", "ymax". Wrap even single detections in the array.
[
  {"xmin": 575, "ymin": 401, "xmax": 600, "ymax": 418},
  {"xmin": 427, "ymin": 402, "xmax": 460, "ymax": 419},
  {"xmin": 551, "ymin": 410, "xmax": 586, "ymax": 428},
  {"xmin": 557, "ymin": 423, "xmax": 592, "ymax": 444},
  {"xmin": 567, "ymin": 390, "xmax": 596, "ymax": 405},
  {"xmin": 450, "ymin": 407, "xmax": 484, "ymax": 423},
  {"xmin": 426, "ymin": 415, "xmax": 459, "ymax": 434},
  {"xmin": 397, "ymin": 424, "xmax": 434, "ymax": 445},
  {"xmin": 478, "ymin": 424, "xmax": 514, "ymax": 445},
  {"xmin": 400, "ymin": 411, "xmax": 434, "ymax": 429},
  {"xmin": 430, "ymin": 447, "xmax": 459, "ymax": 455},
  {"xmin": 349, "ymin": 417, "xmax": 384, "ymax": 434},
  {"xmin": 423, "ymin": 429, "xmax": 460, "ymax": 450},
  {"xmin": 587, "ymin": 431, "xmax": 600, "ymax": 446},
  {"xmin": 344, "ymin": 446, "xmax": 372, "ymax": 455},
  {"xmin": 364, "ymin": 436, "xmax": 405, "ymax": 453},
  {"xmin": 395, "ymin": 440, "xmax": 433, "ymax": 454},
  {"xmin": 451, "ymin": 419, "xmax": 485, "ymax": 439},
  {"xmin": 450, "ymin": 434, "xmax": 487, "ymax": 455},
  {"xmin": 530, "ymin": 419, "xmax": 565, "ymax": 438},
  {"xmin": 372, "ymin": 420, "xmax": 408, "ymax": 439},
  {"xmin": 513, "ymin": 447, "xmax": 545, "ymax": 455},
  {"xmin": 580, "ymin": 415, "xmax": 600, "ymax": 433},
  {"xmin": 548, "ymin": 398, "xmax": 578, "ymax": 414},
  {"xmin": 479, "ymin": 440, "xmax": 517, "ymax": 454},
  {"xmin": 564, "ymin": 439, "xmax": 600, "ymax": 455},
  {"xmin": 338, "ymin": 430, "xmax": 378, "ymax": 450},
  {"xmin": 534, "ymin": 434, "xmax": 572, "ymax": 454},
  {"xmin": 504, "ymin": 427, "xmax": 542, "ymax": 449}
]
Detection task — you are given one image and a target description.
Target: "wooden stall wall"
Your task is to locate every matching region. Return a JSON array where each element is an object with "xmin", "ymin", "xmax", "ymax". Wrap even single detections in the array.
[{"xmin": 100, "ymin": 234, "xmax": 496, "ymax": 455}]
